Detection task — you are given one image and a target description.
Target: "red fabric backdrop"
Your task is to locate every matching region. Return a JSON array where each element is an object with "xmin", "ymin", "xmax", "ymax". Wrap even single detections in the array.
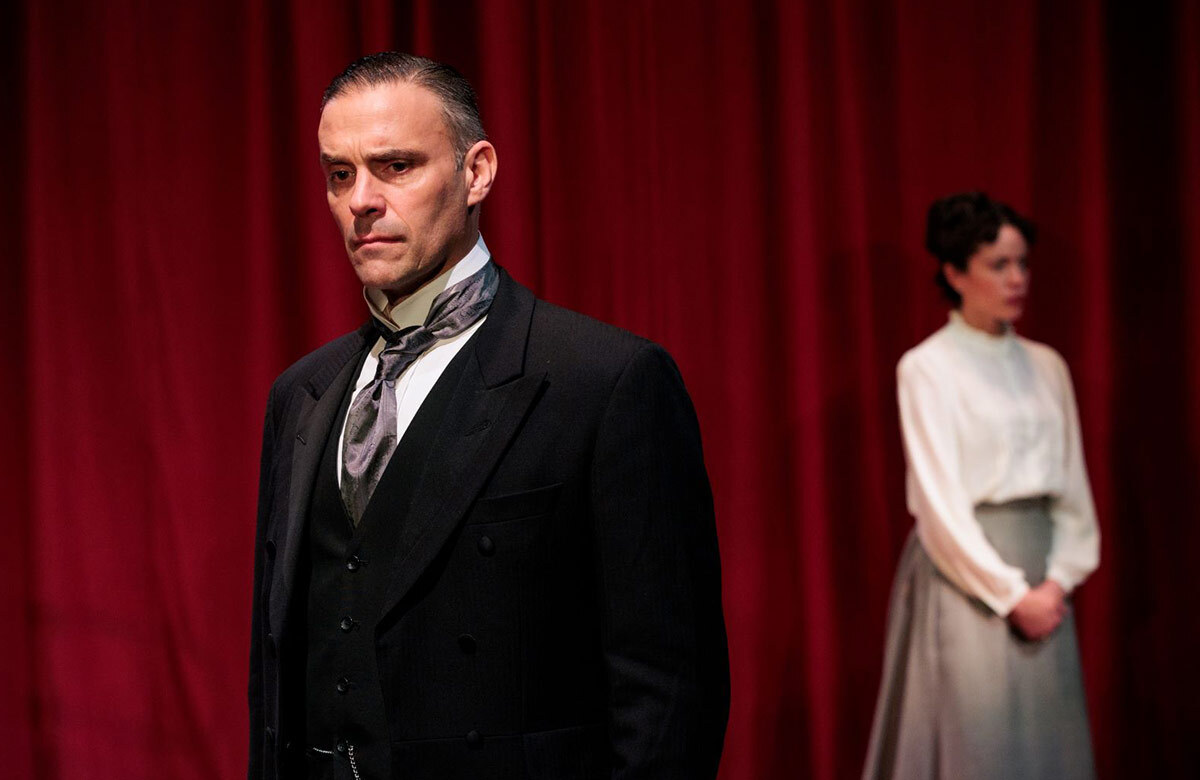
[{"xmin": 3, "ymin": 1, "xmax": 1198, "ymax": 778}]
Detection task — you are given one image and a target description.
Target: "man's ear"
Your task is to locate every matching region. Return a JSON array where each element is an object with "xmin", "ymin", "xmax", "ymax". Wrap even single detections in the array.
[{"xmin": 464, "ymin": 140, "xmax": 497, "ymax": 207}]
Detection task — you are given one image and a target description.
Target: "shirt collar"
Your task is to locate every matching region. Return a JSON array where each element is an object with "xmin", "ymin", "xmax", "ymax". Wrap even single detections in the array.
[
  {"xmin": 364, "ymin": 235, "xmax": 492, "ymax": 331},
  {"xmin": 946, "ymin": 309, "xmax": 1017, "ymax": 354}
]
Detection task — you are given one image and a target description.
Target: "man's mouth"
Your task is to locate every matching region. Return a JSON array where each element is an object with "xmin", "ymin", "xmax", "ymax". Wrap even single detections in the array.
[{"xmin": 353, "ymin": 235, "xmax": 403, "ymax": 248}]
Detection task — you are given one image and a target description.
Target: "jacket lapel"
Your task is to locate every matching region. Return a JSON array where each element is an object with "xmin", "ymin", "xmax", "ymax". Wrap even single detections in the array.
[
  {"xmin": 269, "ymin": 324, "xmax": 372, "ymax": 640},
  {"xmin": 377, "ymin": 269, "xmax": 544, "ymax": 624}
]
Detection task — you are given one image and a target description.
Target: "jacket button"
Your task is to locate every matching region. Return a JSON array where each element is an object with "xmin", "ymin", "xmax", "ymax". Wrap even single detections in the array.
[
  {"xmin": 346, "ymin": 555, "xmax": 362, "ymax": 572},
  {"xmin": 339, "ymin": 617, "xmax": 356, "ymax": 633},
  {"xmin": 477, "ymin": 535, "xmax": 495, "ymax": 556},
  {"xmin": 457, "ymin": 634, "xmax": 478, "ymax": 654},
  {"xmin": 336, "ymin": 677, "xmax": 350, "ymax": 694},
  {"xmin": 465, "ymin": 729, "xmax": 482, "ymax": 745},
  {"xmin": 336, "ymin": 739, "xmax": 348, "ymax": 754}
]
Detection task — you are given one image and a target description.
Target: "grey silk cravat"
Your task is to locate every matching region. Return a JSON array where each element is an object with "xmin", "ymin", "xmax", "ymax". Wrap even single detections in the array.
[{"xmin": 340, "ymin": 261, "xmax": 499, "ymax": 525}]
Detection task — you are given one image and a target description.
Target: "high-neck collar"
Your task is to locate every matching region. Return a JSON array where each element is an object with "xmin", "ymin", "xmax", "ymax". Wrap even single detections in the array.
[
  {"xmin": 945, "ymin": 309, "xmax": 1016, "ymax": 354},
  {"xmin": 364, "ymin": 235, "xmax": 491, "ymax": 331}
]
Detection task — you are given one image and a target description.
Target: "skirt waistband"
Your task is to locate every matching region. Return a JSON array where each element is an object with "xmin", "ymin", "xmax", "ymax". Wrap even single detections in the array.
[{"xmin": 975, "ymin": 495, "xmax": 1051, "ymax": 513}]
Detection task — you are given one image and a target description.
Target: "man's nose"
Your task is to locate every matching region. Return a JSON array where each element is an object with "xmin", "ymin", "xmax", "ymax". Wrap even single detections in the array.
[{"xmin": 349, "ymin": 173, "xmax": 385, "ymax": 218}]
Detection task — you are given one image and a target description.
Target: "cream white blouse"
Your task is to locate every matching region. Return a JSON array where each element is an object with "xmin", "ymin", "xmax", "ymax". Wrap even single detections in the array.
[{"xmin": 898, "ymin": 311, "xmax": 1100, "ymax": 616}]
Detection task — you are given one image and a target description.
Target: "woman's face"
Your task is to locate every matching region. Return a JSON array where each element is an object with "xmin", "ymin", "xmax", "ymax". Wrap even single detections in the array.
[{"xmin": 945, "ymin": 223, "xmax": 1030, "ymax": 333}]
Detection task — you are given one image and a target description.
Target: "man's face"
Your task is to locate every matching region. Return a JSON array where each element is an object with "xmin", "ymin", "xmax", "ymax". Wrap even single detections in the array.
[{"xmin": 318, "ymin": 81, "xmax": 476, "ymax": 299}]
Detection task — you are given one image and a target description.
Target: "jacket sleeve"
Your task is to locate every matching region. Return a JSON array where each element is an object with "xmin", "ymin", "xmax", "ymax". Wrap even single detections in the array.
[
  {"xmin": 247, "ymin": 385, "xmax": 278, "ymax": 780},
  {"xmin": 589, "ymin": 344, "xmax": 730, "ymax": 779}
]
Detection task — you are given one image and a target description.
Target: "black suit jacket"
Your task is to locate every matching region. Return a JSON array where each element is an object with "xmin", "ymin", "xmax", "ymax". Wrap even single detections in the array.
[{"xmin": 248, "ymin": 269, "xmax": 729, "ymax": 779}]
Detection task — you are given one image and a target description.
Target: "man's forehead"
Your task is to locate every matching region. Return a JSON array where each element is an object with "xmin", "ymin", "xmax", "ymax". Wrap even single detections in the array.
[
  {"xmin": 321, "ymin": 81, "xmax": 443, "ymax": 125},
  {"xmin": 318, "ymin": 81, "xmax": 450, "ymax": 150}
]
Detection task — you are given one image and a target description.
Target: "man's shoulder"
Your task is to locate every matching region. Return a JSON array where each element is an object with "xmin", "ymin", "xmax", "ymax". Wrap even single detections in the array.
[
  {"xmin": 527, "ymin": 295, "xmax": 662, "ymax": 376},
  {"xmin": 269, "ymin": 324, "xmax": 370, "ymax": 399}
]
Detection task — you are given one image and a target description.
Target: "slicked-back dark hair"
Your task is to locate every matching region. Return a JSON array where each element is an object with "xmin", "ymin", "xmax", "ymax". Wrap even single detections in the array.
[
  {"xmin": 322, "ymin": 52, "xmax": 486, "ymax": 169},
  {"xmin": 925, "ymin": 191, "xmax": 1037, "ymax": 306}
]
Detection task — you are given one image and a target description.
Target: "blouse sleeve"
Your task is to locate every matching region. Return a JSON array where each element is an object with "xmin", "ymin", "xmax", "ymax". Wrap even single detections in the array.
[
  {"xmin": 1044, "ymin": 353, "xmax": 1101, "ymax": 592},
  {"xmin": 898, "ymin": 354, "xmax": 1030, "ymax": 616}
]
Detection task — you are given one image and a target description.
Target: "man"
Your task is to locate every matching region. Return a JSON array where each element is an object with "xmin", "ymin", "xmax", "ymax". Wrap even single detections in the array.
[{"xmin": 248, "ymin": 52, "xmax": 729, "ymax": 780}]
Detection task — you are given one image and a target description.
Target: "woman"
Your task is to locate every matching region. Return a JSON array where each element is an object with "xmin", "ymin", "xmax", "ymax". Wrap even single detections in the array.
[{"xmin": 862, "ymin": 192, "xmax": 1100, "ymax": 779}]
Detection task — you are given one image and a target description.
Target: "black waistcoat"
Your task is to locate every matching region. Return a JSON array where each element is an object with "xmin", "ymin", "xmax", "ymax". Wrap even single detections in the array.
[{"xmin": 303, "ymin": 344, "xmax": 471, "ymax": 779}]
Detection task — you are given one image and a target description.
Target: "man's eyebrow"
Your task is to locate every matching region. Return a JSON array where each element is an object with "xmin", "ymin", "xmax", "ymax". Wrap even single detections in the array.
[
  {"xmin": 319, "ymin": 149, "xmax": 425, "ymax": 166},
  {"xmin": 364, "ymin": 148, "xmax": 423, "ymax": 163}
]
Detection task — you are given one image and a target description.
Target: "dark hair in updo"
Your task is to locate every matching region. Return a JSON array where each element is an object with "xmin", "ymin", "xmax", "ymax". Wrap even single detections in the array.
[{"xmin": 925, "ymin": 191, "xmax": 1037, "ymax": 306}]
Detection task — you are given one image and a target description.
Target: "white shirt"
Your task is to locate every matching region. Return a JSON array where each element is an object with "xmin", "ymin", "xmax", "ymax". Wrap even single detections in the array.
[
  {"xmin": 898, "ymin": 311, "xmax": 1101, "ymax": 616},
  {"xmin": 336, "ymin": 236, "xmax": 492, "ymax": 486}
]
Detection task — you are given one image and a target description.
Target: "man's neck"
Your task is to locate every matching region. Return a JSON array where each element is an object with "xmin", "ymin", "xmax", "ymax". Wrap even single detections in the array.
[
  {"xmin": 366, "ymin": 234, "xmax": 491, "ymax": 330},
  {"xmin": 381, "ymin": 230, "xmax": 481, "ymax": 307}
]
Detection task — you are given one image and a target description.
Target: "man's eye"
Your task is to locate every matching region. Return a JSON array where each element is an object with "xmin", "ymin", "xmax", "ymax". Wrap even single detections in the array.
[
  {"xmin": 389, "ymin": 162, "xmax": 410, "ymax": 173},
  {"xmin": 329, "ymin": 170, "xmax": 351, "ymax": 184}
]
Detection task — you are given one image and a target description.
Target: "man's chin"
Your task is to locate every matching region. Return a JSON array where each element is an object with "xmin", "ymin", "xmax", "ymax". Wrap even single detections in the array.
[
  {"xmin": 350, "ymin": 258, "xmax": 442, "ymax": 300},
  {"xmin": 351, "ymin": 256, "xmax": 409, "ymax": 285}
]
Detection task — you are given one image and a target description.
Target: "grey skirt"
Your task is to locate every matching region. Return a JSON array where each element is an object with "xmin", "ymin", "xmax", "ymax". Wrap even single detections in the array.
[{"xmin": 862, "ymin": 498, "xmax": 1095, "ymax": 780}]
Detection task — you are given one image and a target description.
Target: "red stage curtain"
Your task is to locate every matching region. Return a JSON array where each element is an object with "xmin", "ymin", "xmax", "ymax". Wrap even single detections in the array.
[{"xmin": 3, "ymin": 1, "xmax": 1198, "ymax": 777}]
